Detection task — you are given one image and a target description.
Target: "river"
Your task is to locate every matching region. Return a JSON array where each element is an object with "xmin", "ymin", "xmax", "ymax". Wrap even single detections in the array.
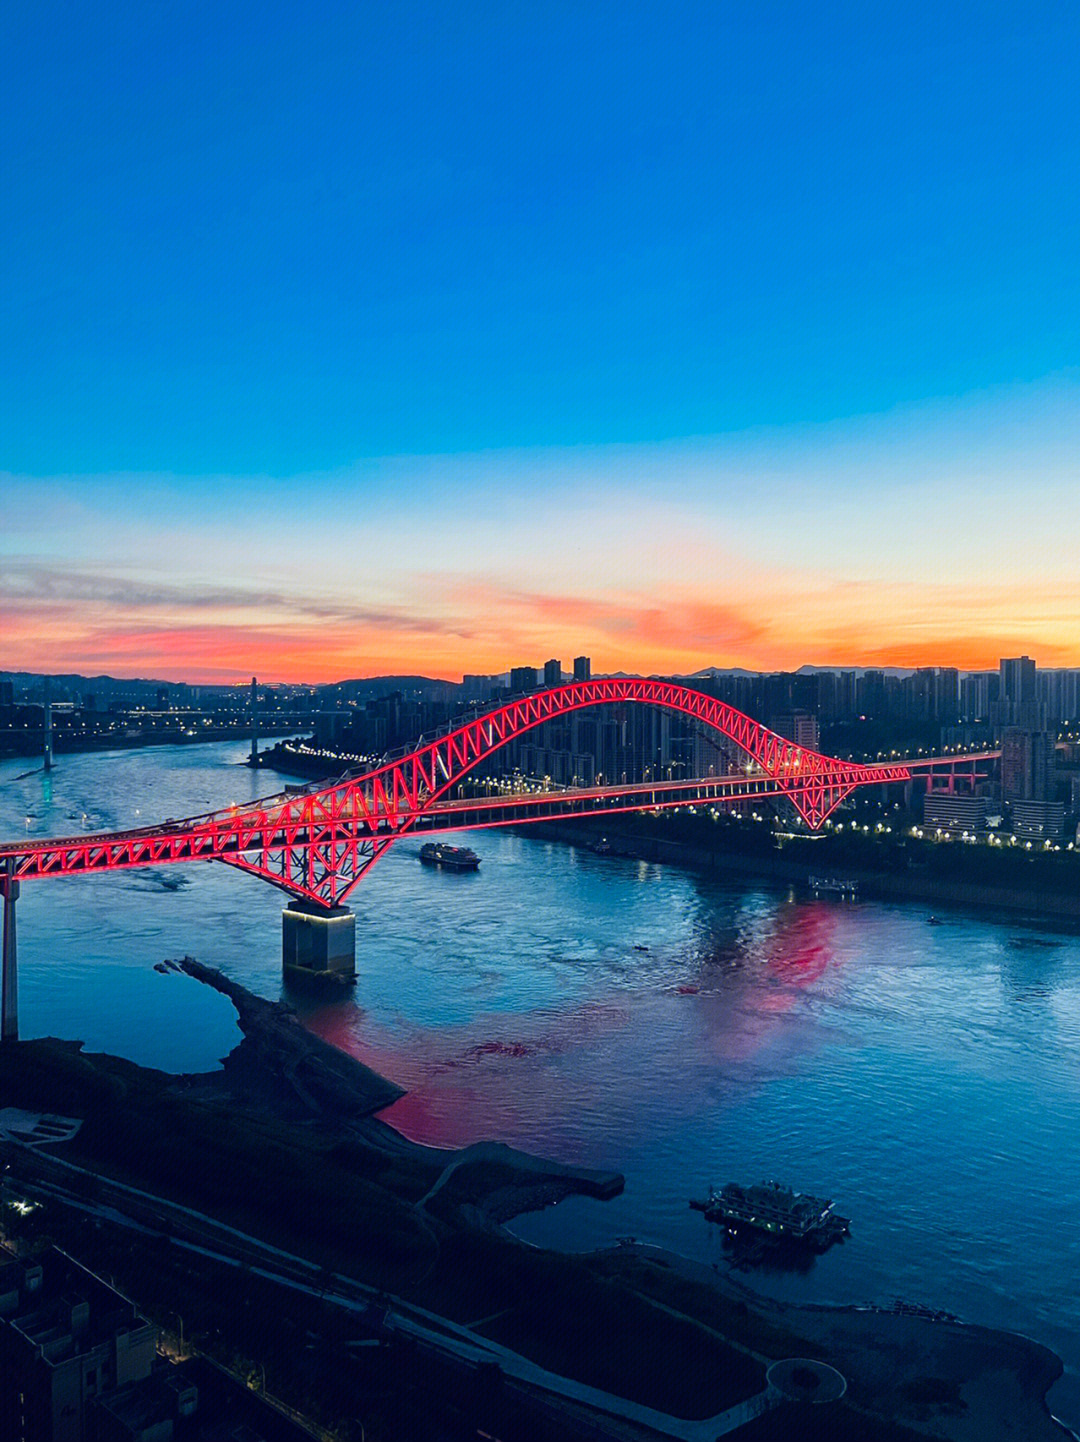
[{"xmin": 3, "ymin": 740, "xmax": 1079, "ymax": 1427}]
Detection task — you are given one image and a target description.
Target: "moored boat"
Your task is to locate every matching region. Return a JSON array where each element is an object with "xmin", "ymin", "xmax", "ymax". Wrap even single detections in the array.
[
  {"xmin": 691, "ymin": 1179, "xmax": 850, "ymax": 1250},
  {"xmin": 809, "ymin": 875, "xmax": 858, "ymax": 897}
]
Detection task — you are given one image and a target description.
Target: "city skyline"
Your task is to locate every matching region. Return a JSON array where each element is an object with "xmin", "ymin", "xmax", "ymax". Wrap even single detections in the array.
[
  {"xmin": 5, "ymin": 649, "xmax": 1080, "ymax": 700},
  {"xmin": 5, "ymin": 4, "xmax": 1080, "ymax": 682}
]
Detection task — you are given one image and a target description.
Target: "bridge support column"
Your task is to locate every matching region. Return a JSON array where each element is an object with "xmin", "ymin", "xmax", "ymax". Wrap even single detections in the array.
[
  {"xmin": 1, "ymin": 859, "xmax": 18, "ymax": 1043},
  {"xmin": 282, "ymin": 901, "xmax": 355, "ymax": 984}
]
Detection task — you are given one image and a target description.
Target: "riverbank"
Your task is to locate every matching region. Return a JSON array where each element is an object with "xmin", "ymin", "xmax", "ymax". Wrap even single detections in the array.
[
  {"xmin": 173, "ymin": 957, "xmax": 626, "ymax": 1212},
  {"xmin": 597, "ymin": 1244, "xmax": 1072, "ymax": 1442},
  {"xmin": 0, "ymin": 966, "xmax": 625, "ymax": 1265},
  {"xmin": 255, "ymin": 741, "xmax": 337, "ymax": 779},
  {"xmin": 0, "ymin": 963, "xmax": 1070, "ymax": 1439},
  {"xmin": 525, "ymin": 817, "xmax": 1080, "ymax": 921},
  {"xmin": 0, "ymin": 723, "xmax": 302, "ymax": 764}
]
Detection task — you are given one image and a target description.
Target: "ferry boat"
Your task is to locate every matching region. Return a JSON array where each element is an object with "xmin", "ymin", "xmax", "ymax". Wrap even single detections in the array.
[
  {"xmin": 691, "ymin": 1180, "xmax": 850, "ymax": 1249},
  {"xmin": 808, "ymin": 875, "xmax": 858, "ymax": 898},
  {"xmin": 419, "ymin": 842, "xmax": 480, "ymax": 871}
]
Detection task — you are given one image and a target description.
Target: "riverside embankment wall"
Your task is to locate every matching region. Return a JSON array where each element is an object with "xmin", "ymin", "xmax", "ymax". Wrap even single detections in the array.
[{"xmin": 526, "ymin": 821, "xmax": 1080, "ymax": 921}]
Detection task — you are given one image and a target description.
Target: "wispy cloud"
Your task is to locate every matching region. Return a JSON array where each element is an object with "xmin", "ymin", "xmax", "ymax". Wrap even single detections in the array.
[
  {"xmin": 0, "ymin": 560, "xmax": 470, "ymax": 633},
  {"xmin": 5, "ymin": 556, "xmax": 1080, "ymax": 680},
  {"xmin": 5, "ymin": 375, "xmax": 1080, "ymax": 679}
]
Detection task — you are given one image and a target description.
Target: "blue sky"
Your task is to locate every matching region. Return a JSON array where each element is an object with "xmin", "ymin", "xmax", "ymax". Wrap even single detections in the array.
[{"xmin": 3, "ymin": 3, "xmax": 1079, "ymax": 677}]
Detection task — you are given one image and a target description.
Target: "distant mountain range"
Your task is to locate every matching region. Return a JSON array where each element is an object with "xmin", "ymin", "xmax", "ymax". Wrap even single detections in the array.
[
  {"xmin": 0, "ymin": 671, "xmax": 182, "ymax": 692},
  {"xmin": 678, "ymin": 664, "xmax": 918, "ymax": 680},
  {"xmin": 0, "ymin": 671, "xmax": 465, "ymax": 703},
  {"xmin": 318, "ymin": 675, "xmax": 456, "ymax": 691},
  {"xmin": 2, "ymin": 663, "xmax": 1011, "ymax": 696},
  {"xmin": 0, "ymin": 671, "xmax": 152, "ymax": 687}
]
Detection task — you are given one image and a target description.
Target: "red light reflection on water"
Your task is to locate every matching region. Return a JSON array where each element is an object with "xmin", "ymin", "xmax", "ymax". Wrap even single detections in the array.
[
  {"xmin": 759, "ymin": 902, "xmax": 838, "ymax": 999},
  {"xmin": 300, "ymin": 998, "xmax": 636, "ymax": 1150},
  {"xmin": 297, "ymin": 900, "xmax": 843, "ymax": 1151}
]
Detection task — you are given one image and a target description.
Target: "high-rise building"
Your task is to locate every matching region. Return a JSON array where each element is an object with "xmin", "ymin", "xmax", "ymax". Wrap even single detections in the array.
[
  {"xmin": 462, "ymin": 674, "xmax": 495, "ymax": 701},
  {"xmin": 509, "ymin": 666, "xmax": 538, "ymax": 693},
  {"xmin": 960, "ymin": 671, "xmax": 998, "ymax": 722},
  {"xmin": 856, "ymin": 670, "xmax": 886, "ymax": 719},
  {"xmin": 815, "ymin": 671, "xmax": 838, "ymax": 720},
  {"xmin": 573, "ymin": 656, "xmax": 591, "ymax": 682},
  {"xmin": 1037, "ymin": 668, "xmax": 1080, "ymax": 724},
  {"xmin": 1063, "ymin": 670, "xmax": 1080, "ymax": 722},
  {"xmin": 1000, "ymin": 655, "xmax": 1036, "ymax": 705},
  {"xmin": 933, "ymin": 668, "xmax": 959, "ymax": 724},
  {"xmin": 905, "ymin": 667, "xmax": 935, "ymax": 722},
  {"xmin": 543, "ymin": 659, "xmax": 562, "ymax": 688},
  {"xmin": 770, "ymin": 712, "xmax": 820, "ymax": 751},
  {"xmin": 993, "ymin": 657, "xmax": 1044, "ymax": 734},
  {"xmin": 838, "ymin": 670, "xmax": 857, "ymax": 719},
  {"xmin": 1000, "ymin": 726, "xmax": 1055, "ymax": 803}
]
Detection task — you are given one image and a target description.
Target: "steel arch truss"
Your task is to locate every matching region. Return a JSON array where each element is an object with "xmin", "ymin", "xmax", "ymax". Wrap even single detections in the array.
[{"xmin": 0, "ymin": 679, "xmax": 912, "ymax": 907}]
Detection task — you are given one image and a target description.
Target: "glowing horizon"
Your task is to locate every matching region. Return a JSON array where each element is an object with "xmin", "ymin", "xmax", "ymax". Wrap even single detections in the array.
[
  {"xmin": 5, "ymin": 374, "xmax": 1080, "ymax": 684},
  {"xmin": 4, "ymin": 7, "xmax": 1079, "ymax": 684}
]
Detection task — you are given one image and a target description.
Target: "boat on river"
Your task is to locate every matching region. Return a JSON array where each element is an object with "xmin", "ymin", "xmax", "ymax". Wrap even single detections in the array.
[
  {"xmin": 691, "ymin": 1180, "xmax": 850, "ymax": 1250},
  {"xmin": 420, "ymin": 842, "xmax": 480, "ymax": 871}
]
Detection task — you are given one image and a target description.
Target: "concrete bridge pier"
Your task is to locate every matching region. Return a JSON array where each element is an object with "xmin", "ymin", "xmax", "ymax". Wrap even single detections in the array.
[
  {"xmin": 1, "ymin": 858, "xmax": 18, "ymax": 1042},
  {"xmin": 282, "ymin": 900, "xmax": 356, "ymax": 983}
]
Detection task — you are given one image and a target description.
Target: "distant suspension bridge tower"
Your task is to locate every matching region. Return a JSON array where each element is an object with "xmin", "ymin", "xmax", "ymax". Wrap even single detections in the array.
[{"xmin": 249, "ymin": 676, "xmax": 259, "ymax": 767}]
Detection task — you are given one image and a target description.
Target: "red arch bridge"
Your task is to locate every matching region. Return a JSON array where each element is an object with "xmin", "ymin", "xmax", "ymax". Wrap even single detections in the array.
[{"xmin": 0, "ymin": 678, "xmax": 992, "ymax": 1039}]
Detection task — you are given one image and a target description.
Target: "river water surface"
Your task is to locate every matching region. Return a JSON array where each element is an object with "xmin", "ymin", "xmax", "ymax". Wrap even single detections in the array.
[{"xmin": 3, "ymin": 742, "xmax": 1079, "ymax": 1427}]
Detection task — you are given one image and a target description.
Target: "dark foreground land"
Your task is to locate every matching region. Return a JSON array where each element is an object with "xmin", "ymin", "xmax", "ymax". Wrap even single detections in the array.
[{"xmin": 0, "ymin": 963, "xmax": 1068, "ymax": 1442}]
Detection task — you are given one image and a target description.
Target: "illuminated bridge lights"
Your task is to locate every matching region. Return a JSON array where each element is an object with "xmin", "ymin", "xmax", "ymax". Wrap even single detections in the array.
[{"xmin": 0, "ymin": 678, "xmax": 932, "ymax": 907}]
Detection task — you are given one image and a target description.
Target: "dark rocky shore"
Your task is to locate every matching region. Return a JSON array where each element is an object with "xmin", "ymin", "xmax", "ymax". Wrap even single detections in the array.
[
  {"xmin": 0, "ymin": 960, "xmax": 1070, "ymax": 1439},
  {"xmin": 168, "ymin": 956, "xmax": 625, "ymax": 1216},
  {"xmin": 175, "ymin": 960, "xmax": 1070, "ymax": 1440}
]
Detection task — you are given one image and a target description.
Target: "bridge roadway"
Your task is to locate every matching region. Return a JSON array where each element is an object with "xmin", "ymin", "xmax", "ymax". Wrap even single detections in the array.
[
  {"xmin": 0, "ymin": 763, "xmax": 952, "ymax": 878},
  {"xmin": 0, "ymin": 694, "xmax": 996, "ymax": 1040},
  {"xmin": 2, "ymin": 674, "xmax": 997, "ymax": 901},
  {"xmin": 0, "ymin": 773, "xmax": 793, "ymax": 858},
  {"xmin": 0, "ymin": 749, "xmax": 992, "ymax": 859},
  {"xmin": 0, "ymin": 745, "xmax": 996, "ymax": 877}
]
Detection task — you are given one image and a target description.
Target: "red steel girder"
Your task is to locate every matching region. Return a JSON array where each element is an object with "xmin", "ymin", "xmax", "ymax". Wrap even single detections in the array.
[{"xmin": 0, "ymin": 679, "xmax": 913, "ymax": 905}]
